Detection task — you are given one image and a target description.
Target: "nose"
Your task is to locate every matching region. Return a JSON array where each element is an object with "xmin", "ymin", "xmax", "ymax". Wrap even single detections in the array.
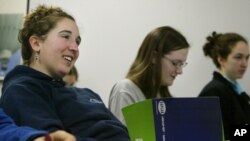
[
  {"xmin": 176, "ymin": 67, "xmax": 183, "ymax": 74},
  {"xmin": 241, "ymin": 58, "xmax": 248, "ymax": 68},
  {"xmin": 69, "ymin": 42, "xmax": 79, "ymax": 52}
]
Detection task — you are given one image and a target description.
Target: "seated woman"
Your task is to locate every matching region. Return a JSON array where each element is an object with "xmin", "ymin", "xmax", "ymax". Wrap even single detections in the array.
[
  {"xmin": 0, "ymin": 4, "xmax": 130, "ymax": 141},
  {"xmin": 108, "ymin": 26, "xmax": 190, "ymax": 125},
  {"xmin": 199, "ymin": 31, "xmax": 250, "ymax": 140}
]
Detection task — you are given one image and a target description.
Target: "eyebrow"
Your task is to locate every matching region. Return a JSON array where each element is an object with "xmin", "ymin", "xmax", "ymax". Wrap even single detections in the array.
[
  {"xmin": 234, "ymin": 52, "xmax": 250, "ymax": 56},
  {"xmin": 164, "ymin": 55, "xmax": 185, "ymax": 61},
  {"xmin": 59, "ymin": 30, "xmax": 72, "ymax": 34}
]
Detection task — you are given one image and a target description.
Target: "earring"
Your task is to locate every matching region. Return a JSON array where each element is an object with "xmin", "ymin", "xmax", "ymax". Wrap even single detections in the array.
[{"xmin": 35, "ymin": 52, "xmax": 39, "ymax": 61}]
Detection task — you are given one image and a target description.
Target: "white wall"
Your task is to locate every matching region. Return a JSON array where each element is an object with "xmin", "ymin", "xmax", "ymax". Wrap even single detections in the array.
[
  {"xmin": 0, "ymin": 0, "xmax": 27, "ymax": 13},
  {"xmin": 4, "ymin": 0, "xmax": 250, "ymax": 106}
]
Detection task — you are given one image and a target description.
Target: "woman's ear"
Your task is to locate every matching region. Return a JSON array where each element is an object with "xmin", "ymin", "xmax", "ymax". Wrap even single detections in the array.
[
  {"xmin": 152, "ymin": 51, "xmax": 158, "ymax": 64},
  {"xmin": 29, "ymin": 35, "xmax": 41, "ymax": 52},
  {"xmin": 217, "ymin": 56, "xmax": 226, "ymax": 67}
]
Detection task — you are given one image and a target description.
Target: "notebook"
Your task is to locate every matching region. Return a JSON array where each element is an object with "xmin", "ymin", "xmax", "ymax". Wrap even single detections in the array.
[{"xmin": 122, "ymin": 97, "xmax": 224, "ymax": 141}]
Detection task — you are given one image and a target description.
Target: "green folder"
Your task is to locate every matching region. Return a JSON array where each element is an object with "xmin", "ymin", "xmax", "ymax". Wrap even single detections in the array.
[{"xmin": 122, "ymin": 97, "xmax": 224, "ymax": 141}]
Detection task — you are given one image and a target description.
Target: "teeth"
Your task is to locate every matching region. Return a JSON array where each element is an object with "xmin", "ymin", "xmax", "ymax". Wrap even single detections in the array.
[{"xmin": 63, "ymin": 56, "xmax": 72, "ymax": 61}]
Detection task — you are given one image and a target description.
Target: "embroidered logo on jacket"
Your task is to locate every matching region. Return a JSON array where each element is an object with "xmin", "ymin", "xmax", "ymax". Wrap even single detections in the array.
[{"xmin": 89, "ymin": 98, "xmax": 103, "ymax": 104}]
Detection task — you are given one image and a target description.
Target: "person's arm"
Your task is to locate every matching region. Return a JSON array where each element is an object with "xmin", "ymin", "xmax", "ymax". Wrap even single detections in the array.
[
  {"xmin": 0, "ymin": 108, "xmax": 46, "ymax": 141},
  {"xmin": 109, "ymin": 90, "xmax": 135, "ymax": 125},
  {"xmin": 0, "ymin": 108, "xmax": 76, "ymax": 141},
  {"xmin": 108, "ymin": 81, "xmax": 140, "ymax": 125}
]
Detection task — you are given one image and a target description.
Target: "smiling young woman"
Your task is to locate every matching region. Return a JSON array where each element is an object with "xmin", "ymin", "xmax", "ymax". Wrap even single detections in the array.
[
  {"xmin": 0, "ymin": 4, "xmax": 130, "ymax": 141},
  {"xmin": 108, "ymin": 26, "xmax": 190, "ymax": 125}
]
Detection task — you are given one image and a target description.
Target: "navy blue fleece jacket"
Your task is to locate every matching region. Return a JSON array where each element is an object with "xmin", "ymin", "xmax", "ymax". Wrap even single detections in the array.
[{"xmin": 0, "ymin": 65, "xmax": 130, "ymax": 141}]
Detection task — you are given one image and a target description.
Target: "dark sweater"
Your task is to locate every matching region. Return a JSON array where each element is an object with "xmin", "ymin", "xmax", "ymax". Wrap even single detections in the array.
[
  {"xmin": 0, "ymin": 65, "xmax": 130, "ymax": 141},
  {"xmin": 199, "ymin": 71, "xmax": 250, "ymax": 140}
]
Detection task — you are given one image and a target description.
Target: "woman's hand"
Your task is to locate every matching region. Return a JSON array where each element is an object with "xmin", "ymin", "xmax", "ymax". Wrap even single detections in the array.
[{"xmin": 34, "ymin": 130, "xmax": 76, "ymax": 141}]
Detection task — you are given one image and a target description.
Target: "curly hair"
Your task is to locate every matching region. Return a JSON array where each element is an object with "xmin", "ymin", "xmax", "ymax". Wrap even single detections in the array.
[{"xmin": 18, "ymin": 5, "xmax": 75, "ymax": 65}]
